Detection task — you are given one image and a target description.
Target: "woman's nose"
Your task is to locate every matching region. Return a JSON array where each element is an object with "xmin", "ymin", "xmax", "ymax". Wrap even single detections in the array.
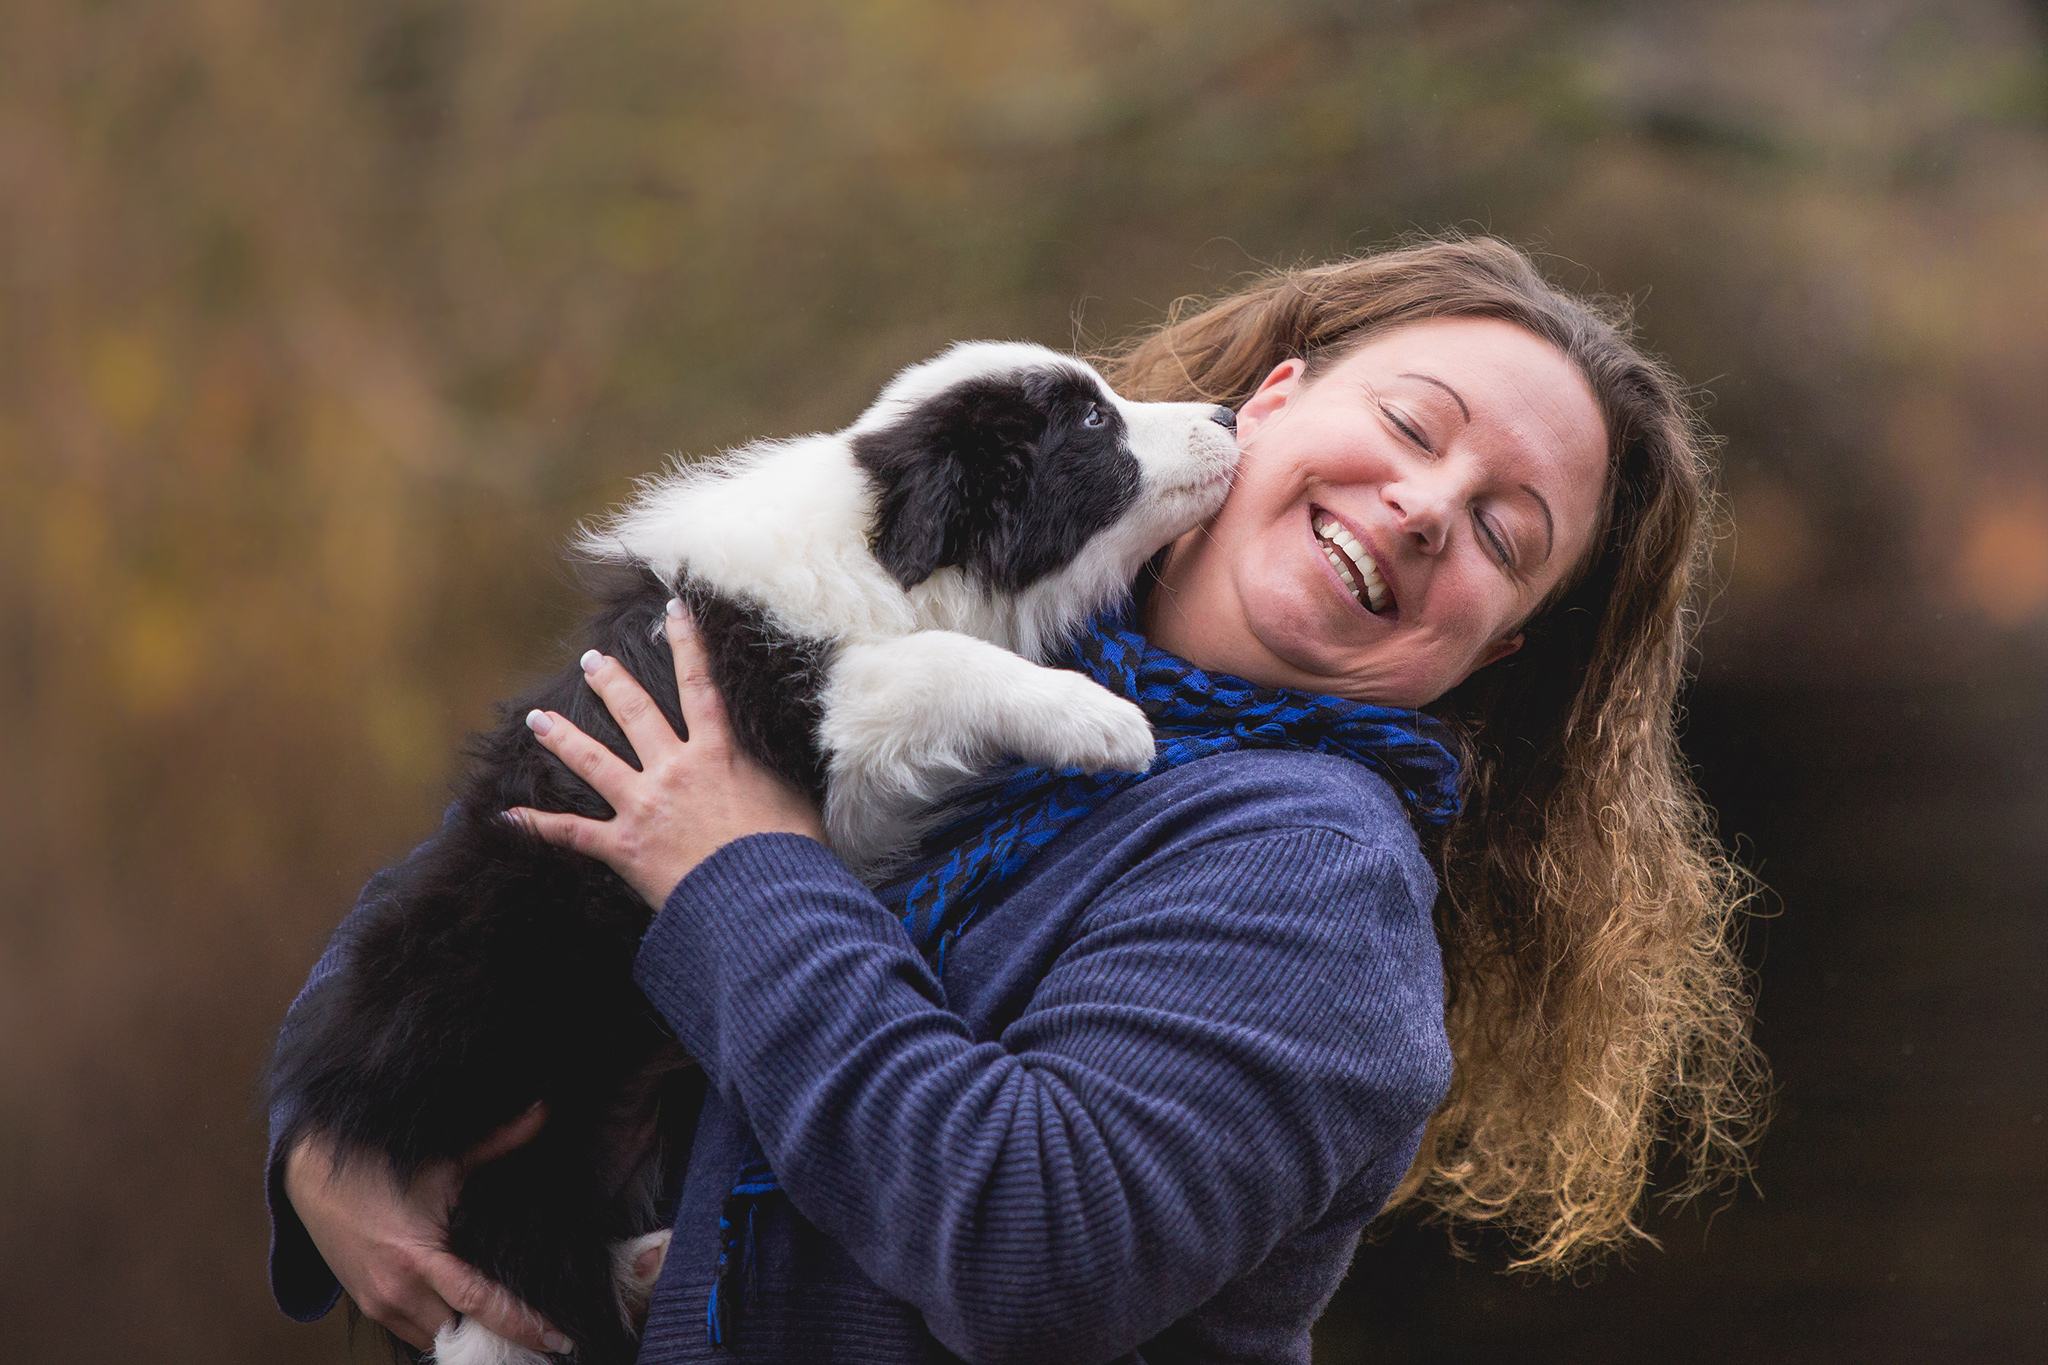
[{"xmin": 1382, "ymin": 481, "xmax": 1450, "ymax": 554}]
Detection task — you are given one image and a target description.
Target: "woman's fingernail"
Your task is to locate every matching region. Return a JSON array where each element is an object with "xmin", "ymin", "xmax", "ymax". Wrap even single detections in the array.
[
  {"xmin": 543, "ymin": 1331, "xmax": 573, "ymax": 1355},
  {"xmin": 665, "ymin": 596, "xmax": 683, "ymax": 619},
  {"xmin": 580, "ymin": 648, "xmax": 603, "ymax": 673},
  {"xmin": 525, "ymin": 709, "xmax": 553, "ymax": 736}
]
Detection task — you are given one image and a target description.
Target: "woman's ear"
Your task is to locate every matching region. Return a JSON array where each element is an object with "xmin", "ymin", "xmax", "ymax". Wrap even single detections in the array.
[
  {"xmin": 1476, "ymin": 632, "xmax": 1524, "ymax": 669},
  {"xmin": 1234, "ymin": 358, "xmax": 1305, "ymax": 440}
]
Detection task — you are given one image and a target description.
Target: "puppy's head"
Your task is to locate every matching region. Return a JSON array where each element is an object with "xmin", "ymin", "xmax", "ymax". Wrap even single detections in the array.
[{"xmin": 851, "ymin": 342, "xmax": 1239, "ymax": 599}]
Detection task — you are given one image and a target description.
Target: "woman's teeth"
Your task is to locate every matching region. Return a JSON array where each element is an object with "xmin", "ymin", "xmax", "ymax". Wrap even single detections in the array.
[{"xmin": 1313, "ymin": 512, "xmax": 1390, "ymax": 614}]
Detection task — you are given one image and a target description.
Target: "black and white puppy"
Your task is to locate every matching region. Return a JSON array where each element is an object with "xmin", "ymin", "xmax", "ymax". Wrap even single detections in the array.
[{"xmin": 267, "ymin": 342, "xmax": 1239, "ymax": 1365}]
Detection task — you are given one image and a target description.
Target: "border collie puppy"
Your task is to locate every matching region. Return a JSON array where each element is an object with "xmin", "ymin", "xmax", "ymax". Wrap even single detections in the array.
[{"xmin": 268, "ymin": 342, "xmax": 1240, "ymax": 1365}]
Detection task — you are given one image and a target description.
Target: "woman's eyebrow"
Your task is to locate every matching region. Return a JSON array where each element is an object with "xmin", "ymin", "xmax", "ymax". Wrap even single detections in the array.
[
  {"xmin": 1524, "ymin": 483, "xmax": 1555, "ymax": 562},
  {"xmin": 1398, "ymin": 372, "xmax": 1470, "ymax": 421}
]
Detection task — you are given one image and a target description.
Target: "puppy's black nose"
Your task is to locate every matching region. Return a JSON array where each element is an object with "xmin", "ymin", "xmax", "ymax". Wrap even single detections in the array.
[{"xmin": 1208, "ymin": 405, "xmax": 1237, "ymax": 431}]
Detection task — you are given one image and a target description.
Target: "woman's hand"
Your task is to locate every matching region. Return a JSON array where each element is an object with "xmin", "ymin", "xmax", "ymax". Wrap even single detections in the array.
[
  {"xmin": 283, "ymin": 1104, "xmax": 573, "ymax": 1356},
  {"xmin": 509, "ymin": 597, "xmax": 825, "ymax": 908}
]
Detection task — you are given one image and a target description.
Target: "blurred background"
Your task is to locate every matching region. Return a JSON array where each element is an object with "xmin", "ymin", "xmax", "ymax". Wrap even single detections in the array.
[{"xmin": 2, "ymin": 0, "xmax": 2043, "ymax": 1359}]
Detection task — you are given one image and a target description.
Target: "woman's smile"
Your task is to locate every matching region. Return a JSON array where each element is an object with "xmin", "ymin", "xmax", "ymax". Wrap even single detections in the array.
[{"xmin": 1309, "ymin": 505, "xmax": 1394, "ymax": 617}]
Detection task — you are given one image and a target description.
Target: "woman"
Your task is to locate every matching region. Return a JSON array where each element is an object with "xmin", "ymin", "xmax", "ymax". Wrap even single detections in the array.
[{"xmin": 273, "ymin": 237, "xmax": 1764, "ymax": 1361}]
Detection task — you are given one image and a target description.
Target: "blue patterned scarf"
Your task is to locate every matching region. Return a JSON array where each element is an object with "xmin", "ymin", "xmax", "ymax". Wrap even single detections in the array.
[{"xmin": 705, "ymin": 603, "xmax": 1463, "ymax": 1344}]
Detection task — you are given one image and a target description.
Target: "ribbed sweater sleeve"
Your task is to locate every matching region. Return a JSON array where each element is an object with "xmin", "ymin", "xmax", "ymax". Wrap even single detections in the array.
[{"xmin": 635, "ymin": 824, "xmax": 1445, "ymax": 1365}]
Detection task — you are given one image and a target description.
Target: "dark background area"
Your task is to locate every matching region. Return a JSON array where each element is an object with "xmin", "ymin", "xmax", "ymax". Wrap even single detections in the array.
[{"xmin": 1, "ymin": 1, "xmax": 2042, "ymax": 1360}]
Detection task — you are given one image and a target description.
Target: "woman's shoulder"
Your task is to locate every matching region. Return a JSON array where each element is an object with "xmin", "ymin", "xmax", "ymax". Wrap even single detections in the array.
[
  {"xmin": 1075, "ymin": 749, "xmax": 1440, "ymax": 915},
  {"xmin": 1129, "ymin": 747, "xmax": 1432, "ymax": 853},
  {"xmin": 1009, "ymin": 748, "xmax": 1453, "ymax": 1115}
]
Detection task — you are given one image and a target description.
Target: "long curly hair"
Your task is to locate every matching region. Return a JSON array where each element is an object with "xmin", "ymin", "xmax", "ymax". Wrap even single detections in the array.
[{"xmin": 1101, "ymin": 236, "xmax": 1768, "ymax": 1271}]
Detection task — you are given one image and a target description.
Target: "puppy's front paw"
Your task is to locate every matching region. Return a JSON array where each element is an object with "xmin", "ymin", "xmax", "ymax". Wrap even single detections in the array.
[{"xmin": 1037, "ymin": 677, "xmax": 1156, "ymax": 774}]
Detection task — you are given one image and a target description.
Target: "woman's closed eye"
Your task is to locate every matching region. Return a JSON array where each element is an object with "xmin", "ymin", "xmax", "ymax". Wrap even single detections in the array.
[
  {"xmin": 1381, "ymin": 403, "xmax": 1434, "ymax": 454},
  {"xmin": 1474, "ymin": 508, "xmax": 1516, "ymax": 569}
]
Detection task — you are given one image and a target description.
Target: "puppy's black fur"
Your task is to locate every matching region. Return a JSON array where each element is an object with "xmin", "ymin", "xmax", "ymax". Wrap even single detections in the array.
[
  {"xmin": 271, "ymin": 566, "xmax": 828, "ymax": 1362},
  {"xmin": 266, "ymin": 364, "xmax": 1146, "ymax": 1363},
  {"xmin": 855, "ymin": 368, "xmax": 1138, "ymax": 591}
]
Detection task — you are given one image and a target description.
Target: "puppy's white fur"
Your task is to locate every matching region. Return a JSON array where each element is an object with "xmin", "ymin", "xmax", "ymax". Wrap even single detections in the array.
[
  {"xmin": 431, "ymin": 1318, "xmax": 549, "ymax": 1365},
  {"xmin": 579, "ymin": 341, "xmax": 1240, "ymax": 876}
]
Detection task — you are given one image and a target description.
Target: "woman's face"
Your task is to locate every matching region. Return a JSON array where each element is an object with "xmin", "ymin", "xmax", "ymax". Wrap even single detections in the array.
[{"xmin": 1145, "ymin": 316, "xmax": 1609, "ymax": 708}]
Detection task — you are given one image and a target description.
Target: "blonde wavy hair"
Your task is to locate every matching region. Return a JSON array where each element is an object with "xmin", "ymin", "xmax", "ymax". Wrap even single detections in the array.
[{"xmin": 1102, "ymin": 236, "xmax": 1768, "ymax": 1271}]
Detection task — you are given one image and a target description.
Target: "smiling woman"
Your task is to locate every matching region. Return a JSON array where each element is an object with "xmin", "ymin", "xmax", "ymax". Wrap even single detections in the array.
[{"xmin": 1112, "ymin": 236, "xmax": 1767, "ymax": 1268}]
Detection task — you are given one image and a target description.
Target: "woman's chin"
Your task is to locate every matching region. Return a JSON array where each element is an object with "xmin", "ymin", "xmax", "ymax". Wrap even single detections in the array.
[
  {"xmin": 1249, "ymin": 632, "xmax": 1389, "ymax": 701},
  {"xmin": 1259, "ymin": 634, "xmax": 1439, "ymax": 707},
  {"xmin": 1244, "ymin": 590, "xmax": 1367, "ymax": 675}
]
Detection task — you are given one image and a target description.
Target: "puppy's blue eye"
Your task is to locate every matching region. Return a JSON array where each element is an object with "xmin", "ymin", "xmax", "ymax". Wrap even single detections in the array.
[{"xmin": 1083, "ymin": 404, "xmax": 1105, "ymax": 429}]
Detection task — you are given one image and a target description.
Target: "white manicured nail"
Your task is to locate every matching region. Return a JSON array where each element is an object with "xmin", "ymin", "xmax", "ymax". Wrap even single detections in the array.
[
  {"xmin": 543, "ymin": 1331, "xmax": 573, "ymax": 1354},
  {"xmin": 525, "ymin": 709, "xmax": 553, "ymax": 736},
  {"xmin": 665, "ymin": 596, "xmax": 683, "ymax": 619},
  {"xmin": 580, "ymin": 649, "xmax": 602, "ymax": 673}
]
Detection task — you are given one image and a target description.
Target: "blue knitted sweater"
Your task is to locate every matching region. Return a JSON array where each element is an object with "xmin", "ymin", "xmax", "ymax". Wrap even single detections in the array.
[{"xmin": 269, "ymin": 749, "xmax": 1452, "ymax": 1364}]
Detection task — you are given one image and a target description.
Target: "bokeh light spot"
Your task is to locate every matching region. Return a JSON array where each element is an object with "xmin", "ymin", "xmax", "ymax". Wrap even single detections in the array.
[
  {"xmin": 113, "ymin": 594, "xmax": 203, "ymax": 716},
  {"xmin": 86, "ymin": 331, "xmax": 165, "ymax": 438},
  {"xmin": 1958, "ymin": 484, "xmax": 2048, "ymax": 626},
  {"xmin": 1728, "ymin": 476, "xmax": 1816, "ymax": 597}
]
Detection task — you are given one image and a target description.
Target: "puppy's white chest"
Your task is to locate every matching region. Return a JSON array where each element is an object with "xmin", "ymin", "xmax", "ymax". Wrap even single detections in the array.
[{"xmin": 904, "ymin": 571, "xmax": 1026, "ymax": 655}]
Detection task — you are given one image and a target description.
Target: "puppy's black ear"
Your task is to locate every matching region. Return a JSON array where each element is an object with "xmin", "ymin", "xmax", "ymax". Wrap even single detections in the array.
[
  {"xmin": 854, "ymin": 420, "xmax": 968, "ymax": 589},
  {"xmin": 853, "ymin": 380, "xmax": 1039, "ymax": 589}
]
